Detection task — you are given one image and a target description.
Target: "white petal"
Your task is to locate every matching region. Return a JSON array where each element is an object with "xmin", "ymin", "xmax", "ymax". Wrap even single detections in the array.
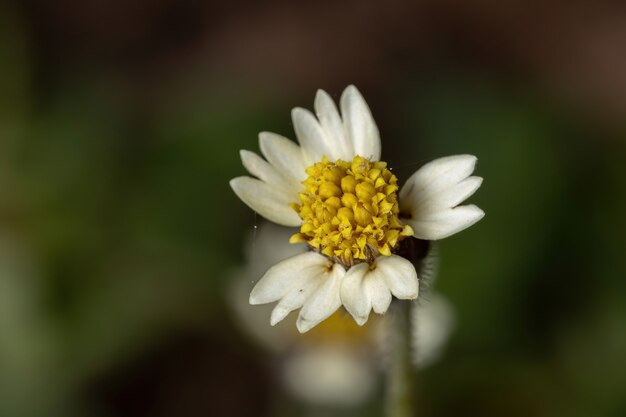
[
  {"xmin": 296, "ymin": 262, "xmax": 345, "ymax": 333},
  {"xmin": 230, "ymin": 177, "xmax": 301, "ymax": 226},
  {"xmin": 340, "ymin": 263, "xmax": 371, "ymax": 325},
  {"xmin": 399, "ymin": 154, "xmax": 478, "ymax": 208},
  {"xmin": 240, "ymin": 150, "xmax": 300, "ymax": 195},
  {"xmin": 271, "ymin": 272, "xmax": 325, "ymax": 325},
  {"xmin": 342, "ymin": 256, "xmax": 414, "ymax": 325},
  {"xmin": 367, "ymin": 273, "xmax": 392, "ymax": 315},
  {"xmin": 314, "ymin": 89, "xmax": 354, "ymax": 160},
  {"xmin": 416, "ymin": 176, "xmax": 482, "ymax": 211},
  {"xmin": 412, "ymin": 294, "xmax": 456, "ymax": 368},
  {"xmin": 407, "ymin": 204, "xmax": 485, "ymax": 240},
  {"xmin": 250, "ymin": 252, "xmax": 329, "ymax": 305},
  {"xmin": 292, "ymin": 107, "xmax": 332, "ymax": 165},
  {"xmin": 399, "ymin": 155, "xmax": 484, "ymax": 240},
  {"xmin": 343, "ymin": 264, "xmax": 393, "ymax": 319},
  {"xmin": 340, "ymin": 85, "xmax": 381, "ymax": 160},
  {"xmin": 371, "ymin": 255, "xmax": 418, "ymax": 300},
  {"xmin": 259, "ymin": 132, "xmax": 308, "ymax": 184},
  {"xmin": 281, "ymin": 346, "xmax": 376, "ymax": 406}
]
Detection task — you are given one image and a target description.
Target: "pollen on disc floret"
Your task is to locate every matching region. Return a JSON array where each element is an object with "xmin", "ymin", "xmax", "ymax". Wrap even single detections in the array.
[{"xmin": 290, "ymin": 156, "xmax": 414, "ymax": 266}]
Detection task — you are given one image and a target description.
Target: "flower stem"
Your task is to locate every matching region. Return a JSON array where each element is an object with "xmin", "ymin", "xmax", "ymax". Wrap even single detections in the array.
[{"xmin": 385, "ymin": 299, "xmax": 415, "ymax": 417}]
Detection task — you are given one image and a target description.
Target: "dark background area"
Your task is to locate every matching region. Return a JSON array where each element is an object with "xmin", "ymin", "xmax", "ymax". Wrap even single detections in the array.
[{"xmin": 1, "ymin": 1, "xmax": 625, "ymax": 416}]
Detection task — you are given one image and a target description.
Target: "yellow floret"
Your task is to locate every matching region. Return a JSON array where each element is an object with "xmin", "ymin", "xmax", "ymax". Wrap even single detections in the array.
[{"xmin": 290, "ymin": 156, "xmax": 414, "ymax": 265}]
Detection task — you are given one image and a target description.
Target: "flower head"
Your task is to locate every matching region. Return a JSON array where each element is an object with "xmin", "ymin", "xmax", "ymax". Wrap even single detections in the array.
[
  {"xmin": 231, "ymin": 85, "xmax": 483, "ymax": 332},
  {"xmin": 289, "ymin": 155, "xmax": 413, "ymax": 265}
]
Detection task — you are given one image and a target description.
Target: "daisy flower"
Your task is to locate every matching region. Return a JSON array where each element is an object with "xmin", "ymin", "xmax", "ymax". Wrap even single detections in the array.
[{"xmin": 230, "ymin": 85, "xmax": 483, "ymax": 332}]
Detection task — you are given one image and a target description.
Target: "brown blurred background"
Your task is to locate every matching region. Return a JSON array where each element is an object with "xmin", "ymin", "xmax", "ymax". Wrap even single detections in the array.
[{"xmin": 1, "ymin": 1, "xmax": 626, "ymax": 416}]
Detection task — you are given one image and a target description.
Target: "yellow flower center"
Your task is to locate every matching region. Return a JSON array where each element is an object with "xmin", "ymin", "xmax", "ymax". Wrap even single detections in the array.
[{"xmin": 290, "ymin": 156, "xmax": 414, "ymax": 265}]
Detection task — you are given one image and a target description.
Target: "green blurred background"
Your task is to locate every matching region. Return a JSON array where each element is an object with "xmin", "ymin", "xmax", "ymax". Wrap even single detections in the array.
[{"xmin": 1, "ymin": 1, "xmax": 626, "ymax": 416}]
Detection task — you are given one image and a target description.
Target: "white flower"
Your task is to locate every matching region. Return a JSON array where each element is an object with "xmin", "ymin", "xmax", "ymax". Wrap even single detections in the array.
[
  {"xmin": 411, "ymin": 295, "xmax": 455, "ymax": 368},
  {"xmin": 231, "ymin": 85, "xmax": 483, "ymax": 332},
  {"xmin": 281, "ymin": 345, "xmax": 376, "ymax": 407}
]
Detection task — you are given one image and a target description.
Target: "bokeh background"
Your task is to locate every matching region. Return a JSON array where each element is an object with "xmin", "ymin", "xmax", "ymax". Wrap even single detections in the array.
[{"xmin": 1, "ymin": 1, "xmax": 626, "ymax": 416}]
